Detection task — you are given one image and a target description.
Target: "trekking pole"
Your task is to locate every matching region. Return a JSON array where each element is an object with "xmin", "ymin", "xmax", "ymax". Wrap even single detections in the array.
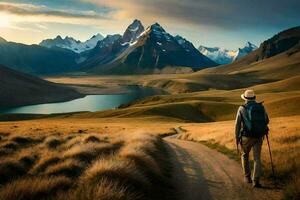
[
  {"xmin": 236, "ymin": 136, "xmax": 241, "ymax": 158},
  {"xmin": 266, "ymin": 134, "xmax": 276, "ymax": 185},
  {"xmin": 236, "ymin": 142, "xmax": 239, "ymax": 155}
]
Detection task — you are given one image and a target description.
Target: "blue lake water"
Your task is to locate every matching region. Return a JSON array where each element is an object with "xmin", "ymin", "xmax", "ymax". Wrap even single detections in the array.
[{"xmin": 0, "ymin": 86, "xmax": 165, "ymax": 114}]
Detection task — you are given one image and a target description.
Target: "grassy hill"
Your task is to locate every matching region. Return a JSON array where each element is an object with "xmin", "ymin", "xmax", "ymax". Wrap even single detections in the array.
[
  {"xmin": 0, "ymin": 65, "xmax": 84, "ymax": 107},
  {"xmin": 45, "ymin": 73, "xmax": 297, "ymax": 126},
  {"xmin": 135, "ymin": 27, "xmax": 300, "ymax": 94}
]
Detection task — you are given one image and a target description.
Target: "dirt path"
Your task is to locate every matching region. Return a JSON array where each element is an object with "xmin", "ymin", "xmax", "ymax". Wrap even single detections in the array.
[{"xmin": 165, "ymin": 136, "xmax": 282, "ymax": 200}]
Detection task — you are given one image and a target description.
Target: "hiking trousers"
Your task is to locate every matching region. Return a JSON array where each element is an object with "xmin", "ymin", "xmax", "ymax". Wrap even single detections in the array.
[{"xmin": 241, "ymin": 136, "xmax": 263, "ymax": 181}]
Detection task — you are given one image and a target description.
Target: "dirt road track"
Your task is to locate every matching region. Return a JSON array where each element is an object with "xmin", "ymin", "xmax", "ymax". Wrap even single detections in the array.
[{"xmin": 165, "ymin": 137, "xmax": 282, "ymax": 200}]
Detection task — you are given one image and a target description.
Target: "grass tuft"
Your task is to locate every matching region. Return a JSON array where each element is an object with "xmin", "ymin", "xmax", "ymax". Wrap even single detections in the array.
[
  {"xmin": 63, "ymin": 143, "xmax": 117, "ymax": 162},
  {"xmin": 30, "ymin": 155, "xmax": 61, "ymax": 174},
  {"xmin": 0, "ymin": 129, "xmax": 176, "ymax": 200},
  {"xmin": 84, "ymin": 135, "xmax": 101, "ymax": 143},
  {"xmin": 45, "ymin": 137, "xmax": 62, "ymax": 149},
  {"xmin": 81, "ymin": 157, "xmax": 150, "ymax": 192},
  {"xmin": 60, "ymin": 178, "xmax": 143, "ymax": 200},
  {"xmin": 10, "ymin": 136, "xmax": 34, "ymax": 145},
  {"xmin": 45, "ymin": 159, "xmax": 85, "ymax": 178},
  {"xmin": 0, "ymin": 148, "xmax": 14, "ymax": 157},
  {"xmin": 0, "ymin": 176, "xmax": 72, "ymax": 200},
  {"xmin": 283, "ymin": 171, "xmax": 300, "ymax": 200},
  {"xmin": 2, "ymin": 141, "xmax": 19, "ymax": 150},
  {"xmin": 0, "ymin": 160, "xmax": 27, "ymax": 185}
]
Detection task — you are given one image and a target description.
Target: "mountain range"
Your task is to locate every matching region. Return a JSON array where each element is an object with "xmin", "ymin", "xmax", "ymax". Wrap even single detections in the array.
[
  {"xmin": 0, "ymin": 23, "xmax": 299, "ymax": 107},
  {"xmin": 198, "ymin": 42, "xmax": 258, "ymax": 64},
  {"xmin": 141, "ymin": 26, "xmax": 300, "ymax": 95},
  {"xmin": 202, "ymin": 26, "xmax": 300, "ymax": 80},
  {"xmin": 0, "ymin": 37, "xmax": 80, "ymax": 74},
  {"xmin": 0, "ymin": 19, "xmax": 220, "ymax": 75},
  {"xmin": 79, "ymin": 19, "xmax": 146, "ymax": 71},
  {"xmin": 40, "ymin": 34, "xmax": 104, "ymax": 53},
  {"xmin": 1, "ymin": 20, "xmax": 297, "ymax": 76},
  {"xmin": 216, "ymin": 26, "xmax": 300, "ymax": 71},
  {"xmin": 85, "ymin": 22, "xmax": 217, "ymax": 74}
]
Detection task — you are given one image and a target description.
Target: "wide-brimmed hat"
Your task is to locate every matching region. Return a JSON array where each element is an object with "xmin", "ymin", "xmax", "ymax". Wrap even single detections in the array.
[{"xmin": 241, "ymin": 89, "xmax": 256, "ymax": 100}]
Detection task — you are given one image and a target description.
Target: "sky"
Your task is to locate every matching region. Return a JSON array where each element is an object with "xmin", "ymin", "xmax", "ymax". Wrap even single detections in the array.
[{"xmin": 0, "ymin": 0, "xmax": 299, "ymax": 49}]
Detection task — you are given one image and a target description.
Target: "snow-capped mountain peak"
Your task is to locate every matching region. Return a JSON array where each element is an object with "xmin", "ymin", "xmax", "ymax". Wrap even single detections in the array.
[
  {"xmin": 198, "ymin": 42, "xmax": 258, "ymax": 64},
  {"xmin": 128, "ymin": 19, "xmax": 143, "ymax": 31},
  {"xmin": 234, "ymin": 41, "xmax": 258, "ymax": 60},
  {"xmin": 122, "ymin": 19, "xmax": 145, "ymax": 44},
  {"xmin": 40, "ymin": 33, "xmax": 104, "ymax": 53},
  {"xmin": 244, "ymin": 41, "xmax": 257, "ymax": 49},
  {"xmin": 150, "ymin": 23, "xmax": 166, "ymax": 33},
  {"xmin": 80, "ymin": 20, "xmax": 217, "ymax": 73}
]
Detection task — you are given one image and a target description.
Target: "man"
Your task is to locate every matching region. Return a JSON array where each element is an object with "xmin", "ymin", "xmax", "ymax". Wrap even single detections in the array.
[{"xmin": 235, "ymin": 89, "xmax": 269, "ymax": 188}]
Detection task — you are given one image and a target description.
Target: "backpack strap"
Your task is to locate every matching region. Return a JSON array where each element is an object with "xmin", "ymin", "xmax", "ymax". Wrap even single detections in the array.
[{"xmin": 240, "ymin": 104, "xmax": 247, "ymax": 129}]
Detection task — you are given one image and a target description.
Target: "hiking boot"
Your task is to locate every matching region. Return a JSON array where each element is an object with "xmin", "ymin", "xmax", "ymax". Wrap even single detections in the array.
[
  {"xmin": 252, "ymin": 180, "xmax": 262, "ymax": 188},
  {"xmin": 244, "ymin": 176, "xmax": 252, "ymax": 183}
]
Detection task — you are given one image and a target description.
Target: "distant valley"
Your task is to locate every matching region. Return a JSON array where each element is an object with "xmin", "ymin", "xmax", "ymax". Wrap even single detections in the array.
[{"xmin": 0, "ymin": 21, "xmax": 299, "ymax": 108}]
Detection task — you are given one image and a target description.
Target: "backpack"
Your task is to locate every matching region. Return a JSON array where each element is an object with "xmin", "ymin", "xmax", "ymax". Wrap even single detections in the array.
[{"xmin": 242, "ymin": 102, "xmax": 269, "ymax": 138}]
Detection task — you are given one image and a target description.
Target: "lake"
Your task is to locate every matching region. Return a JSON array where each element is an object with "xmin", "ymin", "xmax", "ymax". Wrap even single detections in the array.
[{"xmin": 0, "ymin": 86, "xmax": 165, "ymax": 114}]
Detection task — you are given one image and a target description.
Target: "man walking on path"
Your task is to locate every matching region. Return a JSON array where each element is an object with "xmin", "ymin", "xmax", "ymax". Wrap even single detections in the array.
[{"xmin": 235, "ymin": 90, "xmax": 269, "ymax": 188}]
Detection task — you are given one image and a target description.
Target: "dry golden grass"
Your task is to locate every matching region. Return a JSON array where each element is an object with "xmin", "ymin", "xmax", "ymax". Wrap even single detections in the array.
[
  {"xmin": 0, "ymin": 176, "xmax": 72, "ymax": 200},
  {"xmin": 81, "ymin": 157, "xmax": 150, "ymax": 191},
  {"xmin": 60, "ymin": 178, "xmax": 143, "ymax": 200},
  {"xmin": 3, "ymin": 68, "xmax": 300, "ymax": 199},
  {"xmin": 0, "ymin": 121, "xmax": 176, "ymax": 200},
  {"xmin": 177, "ymin": 115, "xmax": 300, "ymax": 198},
  {"xmin": 44, "ymin": 136, "xmax": 63, "ymax": 149},
  {"xmin": 62, "ymin": 143, "xmax": 117, "ymax": 162},
  {"xmin": 30, "ymin": 152, "xmax": 61, "ymax": 174}
]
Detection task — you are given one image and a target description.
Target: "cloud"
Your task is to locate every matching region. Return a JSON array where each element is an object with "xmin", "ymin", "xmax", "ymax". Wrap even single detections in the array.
[
  {"xmin": 0, "ymin": 2, "xmax": 107, "ymax": 20},
  {"xmin": 80, "ymin": 0, "xmax": 300, "ymax": 30}
]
